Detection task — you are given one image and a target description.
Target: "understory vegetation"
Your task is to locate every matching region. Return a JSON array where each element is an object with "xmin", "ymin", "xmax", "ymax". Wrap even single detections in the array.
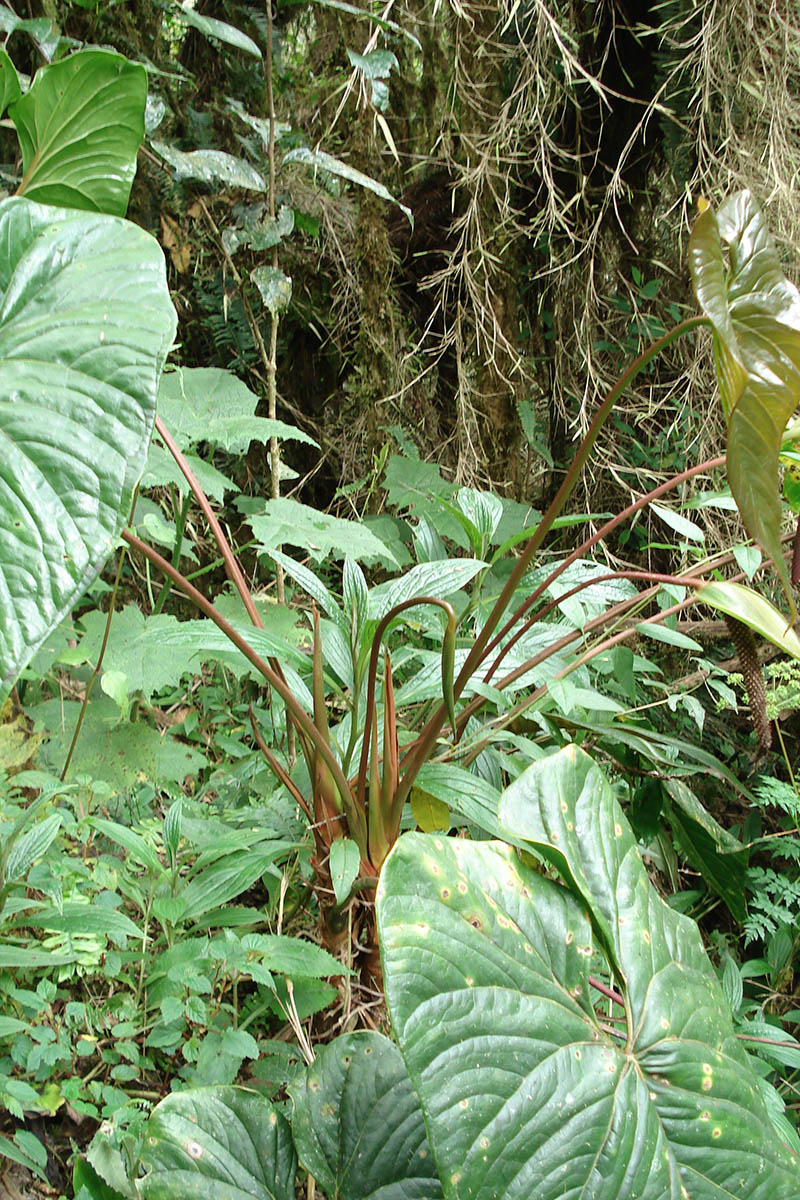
[{"xmin": 2, "ymin": 2, "xmax": 800, "ymax": 1198}]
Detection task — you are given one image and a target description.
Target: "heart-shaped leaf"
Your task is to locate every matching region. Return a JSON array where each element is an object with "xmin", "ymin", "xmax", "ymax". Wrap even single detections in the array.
[
  {"xmin": 139, "ymin": 1086, "xmax": 297, "ymax": 1200},
  {"xmin": 377, "ymin": 745, "xmax": 799, "ymax": 1199},
  {"xmin": 0, "ymin": 197, "xmax": 176, "ymax": 703},
  {"xmin": 690, "ymin": 192, "xmax": 800, "ymax": 609},
  {"xmin": 11, "ymin": 49, "xmax": 147, "ymax": 215},
  {"xmin": 289, "ymin": 1032, "xmax": 442, "ymax": 1199}
]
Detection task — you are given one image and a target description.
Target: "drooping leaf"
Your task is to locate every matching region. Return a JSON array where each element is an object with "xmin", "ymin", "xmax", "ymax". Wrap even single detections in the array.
[
  {"xmin": 690, "ymin": 192, "xmax": 800, "ymax": 608},
  {"xmin": 283, "ymin": 147, "xmax": 412, "ymax": 225},
  {"xmin": 11, "ymin": 50, "xmax": 147, "ymax": 215},
  {"xmin": 650, "ymin": 501, "xmax": 705, "ymax": 543},
  {"xmin": 0, "ymin": 8, "xmax": 59, "ymax": 59},
  {"xmin": 289, "ymin": 1032, "xmax": 443, "ymax": 1200},
  {"xmin": 0, "ymin": 199, "xmax": 176, "ymax": 704},
  {"xmin": 378, "ymin": 746, "xmax": 800, "ymax": 1199},
  {"xmin": 697, "ymin": 579, "xmax": 800, "ymax": 658},
  {"xmin": 139, "ymin": 1087, "xmax": 297, "ymax": 1200},
  {"xmin": 151, "ymin": 141, "xmax": 266, "ymax": 191},
  {"xmin": 172, "ymin": 4, "xmax": 262, "ymax": 58}
]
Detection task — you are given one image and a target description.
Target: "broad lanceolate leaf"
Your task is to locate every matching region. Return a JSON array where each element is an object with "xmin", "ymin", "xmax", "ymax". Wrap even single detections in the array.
[
  {"xmin": 289, "ymin": 1032, "xmax": 442, "ymax": 1200},
  {"xmin": 378, "ymin": 746, "xmax": 799, "ymax": 1200},
  {"xmin": 12, "ymin": 50, "xmax": 147, "ymax": 215},
  {"xmin": 696, "ymin": 579, "xmax": 800, "ymax": 659},
  {"xmin": 0, "ymin": 199, "xmax": 176, "ymax": 703},
  {"xmin": 690, "ymin": 191, "xmax": 800, "ymax": 607},
  {"xmin": 283, "ymin": 147, "xmax": 412, "ymax": 225},
  {"xmin": 139, "ymin": 1086, "xmax": 296, "ymax": 1200},
  {"xmin": 172, "ymin": 4, "xmax": 262, "ymax": 59},
  {"xmin": 151, "ymin": 141, "xmax": 266, "ymax": 191}
]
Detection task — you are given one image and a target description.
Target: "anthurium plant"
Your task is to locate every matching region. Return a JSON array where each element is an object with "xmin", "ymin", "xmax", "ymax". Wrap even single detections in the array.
[
  {"xmin": 1, "ymin": 38, "xmax": 800, "ymax": 1198},
  {"xmin": 129, "ymin": 747, "xmax": 799, "ymax": 1199}
]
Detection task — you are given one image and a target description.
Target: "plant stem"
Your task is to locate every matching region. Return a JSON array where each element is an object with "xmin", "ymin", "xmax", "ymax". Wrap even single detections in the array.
[
  {"xmin": 396, "ymin": 316, "xmax": 708, "ymax": 804},
  {"xmin": 121, "ymin": 529, "xmax": 363, "ymax": 843},
  {"xmin": 60, "ymin": 530, "xmax": 128, "ymax": 781},
  {"xmin": 153, "ymin": 488, "xmax": 191, "ymax": 615}
]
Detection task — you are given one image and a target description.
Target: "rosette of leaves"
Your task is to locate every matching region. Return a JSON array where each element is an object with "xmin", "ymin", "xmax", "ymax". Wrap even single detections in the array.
[{"xmin": 377, "ymin": 745, "xmax": 799, "ymax": 1199}]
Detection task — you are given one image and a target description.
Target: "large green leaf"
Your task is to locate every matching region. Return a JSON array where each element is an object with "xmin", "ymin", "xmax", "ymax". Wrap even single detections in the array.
[
  {"xmin": 0, "ymin": 199, "xmax": 176, "ymax": 703},
  {"xmin": 689, "ymin": 191, "xmax": 800, "ymax": 606},
  {"xmin": 156, "ymin": 367, "xmax": 317, "ymax": 452},
  {"xmin": 289, "ymin": 1032, "xmax": 443, "ymax": 1200},
  {"xmin": 696, "ymin": 579, "xmax": 800, "ymax": 658},
  {"xmin": 139, "ymin": 1086, "xmax": 296, "ymax": 1200},
  {"xmin": 377, "ymin": 746, "xmax": 799, "ymax": 1199},
  {"xmin": 11, "ymin": 50, "xmax": 147, "ymax": 215}
]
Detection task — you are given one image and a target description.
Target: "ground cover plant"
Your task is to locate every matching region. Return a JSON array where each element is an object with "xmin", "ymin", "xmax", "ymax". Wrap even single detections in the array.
[{"xmin": 1, "ymin": 13, "xmax": 800, "ymax": 1200}]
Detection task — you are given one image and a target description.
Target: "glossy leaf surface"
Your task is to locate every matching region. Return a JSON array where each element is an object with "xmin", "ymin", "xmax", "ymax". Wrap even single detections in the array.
[
  {"xmin": 690, "ymin": 191, "xmax": 800, "ymax": 605},
  {"xmin": 378, "ymin": 745, "xmax": 799, "ymax": 1199},
  {"xmin": 697, "ymin": 579, "xmax": 800, "ymax": 658},
  {"xmin": 12, "ymin": 50, "xmax": 147, "ymax": 215},
  {"xmin": 140, "ymin": 1086, "xmax": 296, "ymax": 1200},
  {"xmin": 289, "ymin": 1032, "xmax": 442, "ymax": 1200},
  {"xmin": 0, "ymin": 198, "xmax": 176, "ymax": 702}
]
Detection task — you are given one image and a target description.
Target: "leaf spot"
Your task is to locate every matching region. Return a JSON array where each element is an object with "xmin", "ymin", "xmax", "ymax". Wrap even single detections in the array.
[
  {"xmin": 565, "ymin": 930, "xmax": 574, "ymax": 945},
  {"xmin": 524, "ymin": 942, "xmax": 533, "ymax": 954},
  {"xmin": 413, "ymin": 923, "xmax": 429, "ymax": 937},
  {"xmin": 457, "ymin": 881, "xmax": 467, "ymax": 894},
  {"xmin": 550, "ymin": 830, "xmax": 559, "ymax": 842},
  {"xmin": 567, "ymin": 821, "xmax": 574, "ymax": 831},
  {"xmin": 480, "ymin": 1138, "xmax": 489, "ymax": 1149},
  {"xmin": 186, "ymin": 1141, "xmax": 203, "ymax": 1159},
  {"xmin": 465, "ymin": 976, "xmax": 474, "ymax": 986},
  {"xmin": 614, "ymin": 823, "xmax": 623, "ymax": 836},
  {"xmin": 660, "ymin": 1018, "xmax": 669, "ymax": 1030},
  {"xmin": 269, "ymin": 1112, "xmax": 277, "ymax": 1126},
  {"xmin": 712, "ymin": 1127, "xmax": 722, "ymax": 1139},
  {"xmin": 642, "ymin": 930, "xmax": 651, "ymax": 944},
  {"xmin": 451, "ymin": 1173, "xmax": 462, "ymax": 1186},
  {"xmin": 441, "ymin": 887, "xmax": 451, "ymax": 900},
  {"xmin": 701, "ymin": 1077, "xmax": 713, "ymax": 1091},
  {"xmin": 560, "ymin": 801, "xmax": 568, "ymax": 812},
  {"xmin": 459, "ymin": 1099, "xmax": 468, "ymax": 1109},
  {"xmin": 497, "ymin": 914, "xmax": 510, "ymax": 928},
  {"xmin": 699, "ymin": 1111, "xmax": 710, "ymax": 1121}
]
